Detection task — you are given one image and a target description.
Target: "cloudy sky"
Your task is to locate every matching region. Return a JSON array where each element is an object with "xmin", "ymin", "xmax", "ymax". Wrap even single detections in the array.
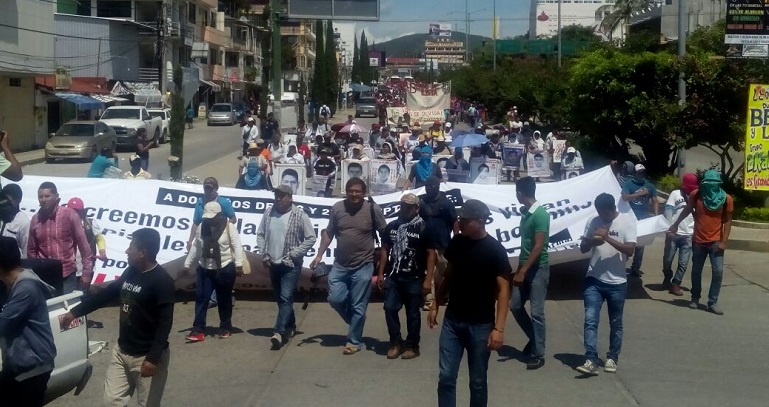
[{"xmin": 339, "ymin": 0, "xmax": 533, "ymax": 45}]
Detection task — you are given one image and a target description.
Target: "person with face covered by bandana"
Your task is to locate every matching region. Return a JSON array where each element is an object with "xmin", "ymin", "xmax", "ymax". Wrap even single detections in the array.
[
  {"xmin": 404, "ymin": 146, "xmax": 442, "ymax": 191},
  {"xmin": 621, "ymin": 164, "xmax": 658, "ymax": 277},
  {"xmin": 669, "ymin": 170, "xmax": 733, "ymax": 315},
  {"xmin": 0, "ymin": 184, "xmax": 30, "ymax": 257},
  {"xmin": 236, "ymin": 157, "xmax": 267, "ymax": 190}
]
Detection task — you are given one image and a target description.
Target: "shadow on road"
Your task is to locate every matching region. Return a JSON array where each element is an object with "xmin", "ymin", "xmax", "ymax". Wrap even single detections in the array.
[
  {"xmin": 548, "ymin": 261, "xmax": 652, "ymax": 301},
  {"xmin": 496, "ymin": 345, "xmax": 528, "ymax": 363}
]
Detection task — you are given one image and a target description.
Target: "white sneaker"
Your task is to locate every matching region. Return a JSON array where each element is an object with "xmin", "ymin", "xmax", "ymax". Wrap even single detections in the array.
[
  {"xmin": 604, "ymin": 359, "xmax": 618, "ymax": 373},
  {"xmin": 576, "ymin": 360, "xmax": 600, "ymax": 375},
  {"xmin": 270, "ymin": 333, "xmax": 283, "ymax": 350}
]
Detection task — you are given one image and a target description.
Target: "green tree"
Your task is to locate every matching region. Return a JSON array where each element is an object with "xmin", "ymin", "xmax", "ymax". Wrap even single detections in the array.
[
  {"xmin": 168, "ymin": 66, "xmax": 185, "ymax": 180},
  {"xmin": 359, "ymin": 31, "xmax": 371, "ymax": 84},
  {"xmin": 600, "ymin": 0, "xmax": 651, "ymax": 41},
  {"xmin": 311, "ymin": 20, "xmax": 326, "ymax": 107},
  {"xmin": 352, "ymin": 35, "xmax": 360, "ymax": 83},
  {"xmin": 325, "ymin": 20, "xmax": 339, "ymax": 112},
  {"xmin": 559, "ymin": 25, "xmax": 602, "ymax": 47}
]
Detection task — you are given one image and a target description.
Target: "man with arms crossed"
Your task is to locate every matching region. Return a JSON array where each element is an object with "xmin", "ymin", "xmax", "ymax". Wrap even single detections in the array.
[
  {"xmin": 428, "ymin": 199, "xmax": 511, "ymax": 407},
  {"xmin": 60, "ymin": 228, "xmax": 175, "ymax": 406},
  {"xmin": 576, "ymin": 193, "xmax": 636, "ymax": 375}
]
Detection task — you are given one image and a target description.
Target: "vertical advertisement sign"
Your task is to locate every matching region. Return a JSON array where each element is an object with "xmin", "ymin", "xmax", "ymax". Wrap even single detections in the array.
[
  {"xmin": 744, "ymin": 84, "xmax": 769, "ymax": 190},
  {"xmin": 724, "ymin": 0, "xmax": 769, "ymax": 59}
]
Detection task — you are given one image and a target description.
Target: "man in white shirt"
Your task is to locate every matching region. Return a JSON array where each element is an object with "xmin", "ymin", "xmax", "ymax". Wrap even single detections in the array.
[
  {"xmin": 576, "ymin": 193, "xmax": 637, "ymax": 376},
  {"xmin": 241, "ymin": 117, "xmax": 260, "ymax": 158},
  {"xmin": 663, "ymin": 173, "xmax": 697, "ymax": 296},
  {"xmin": 0, "ymin": 184, "xmax": 30, "ymax": 257},
  {"xmin": 0, "ymin": 130, "xmax": 23, "ymax": 187}
]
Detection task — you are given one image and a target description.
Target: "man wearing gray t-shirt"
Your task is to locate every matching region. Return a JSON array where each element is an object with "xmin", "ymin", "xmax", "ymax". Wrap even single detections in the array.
[
  {"xmin": 576, "ymin": 193, "xmax": 637, "ymax": 376},
  {"xmin": 310, "ymin": 178, "xmax": 387, "ymax": 355}
]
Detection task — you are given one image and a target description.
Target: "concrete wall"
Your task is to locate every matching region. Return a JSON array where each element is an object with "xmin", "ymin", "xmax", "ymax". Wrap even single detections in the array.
[
  {"xmin": 0, "ymin": 76, "xmax": 37, "ymax": 150},
  {"xmin": 54, "ymin": 14, "xmax": 142, "ymax": 81},
  {"xmin": 661, "ymin": 0, "xmax": 726, "ymax": 40},
  {"xmin": 0, "ymin": 0, "xmax": 56, "ymax": 75}
]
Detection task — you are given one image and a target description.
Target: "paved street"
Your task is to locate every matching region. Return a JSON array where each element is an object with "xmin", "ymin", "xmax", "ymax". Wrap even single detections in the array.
[
  {"xmin": 48, "ymin": 239, "xmax": 769, "ymax": 407},
  {"xmin": 22, "ymin": 122, "xmax": 243, "ymax": 181}
]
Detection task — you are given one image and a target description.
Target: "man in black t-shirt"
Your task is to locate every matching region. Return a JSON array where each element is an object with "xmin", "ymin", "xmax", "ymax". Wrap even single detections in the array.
[
  {"xmin": 261, "ymin": 112, "xmax": 280, "ymax": 143},
  {"xmin": 313, "ymin": 149, "xmax": 336, "ymax": 197},
  {"xmin": 376, "ymin": 193, "xmax": 436, "ymax": 360},
  {"xmin": 428, "ymin": 199, "xmax": 511, "ymax": 407},
  {"xmin": 60, "ymin": 228, "xmax": 175, "ymax": 407}
]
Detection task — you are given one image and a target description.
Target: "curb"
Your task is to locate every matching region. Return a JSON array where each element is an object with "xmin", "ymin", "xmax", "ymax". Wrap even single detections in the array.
[
  {"xmin": 20, "ymin": 155, "xmax": 46, "ymax": 167},
  {"xmin": 733, "ymin": 219, "xmax": 769, "ymax": 230},
  {"xmin": 730, "ymin": 239, "xmax": 769, "ymax": 253}
]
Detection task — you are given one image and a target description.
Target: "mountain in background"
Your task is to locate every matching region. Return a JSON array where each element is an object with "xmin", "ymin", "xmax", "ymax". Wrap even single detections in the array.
[{"xmin": 372, "ymin": 32, "xmax": 492, "ymax": 58}]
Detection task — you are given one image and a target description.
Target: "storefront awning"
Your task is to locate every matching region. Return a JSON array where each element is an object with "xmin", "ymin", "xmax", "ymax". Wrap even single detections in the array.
[
  {"xmin": 90, "ymin": 94, "xmax": 129, "ymax": 104},
  {"xmin": 54, "ymin": 92, "xmax": 105, "ymax": 110},
  {"xmin": 111, "ymin": 81, "xmax": 162, "ymax": 104},
  {"xmin": 199, "ymin": 79, "xmax": 221, "ymax": 92}
]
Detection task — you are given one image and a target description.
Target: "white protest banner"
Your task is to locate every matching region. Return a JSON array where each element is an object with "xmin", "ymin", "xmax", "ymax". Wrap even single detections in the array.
[
  {"xmin": 552, "ymin": 140, "xmax": 567, "ymax": 163},
  {"xmin": 274, "ymin": 164, "xmax": 306, "ymax": 196},
  {"xmin": 406, "ymin": 81, "xmax": 451, "ymax": 110},
  {"xmin": 527, "ymin": 151, "xmax": 551, "ymax": 178},
  {"xmin": 11, "ymin": 166, "xmax": 667, "ymax": 290},
  {"xmin": 387, "ymin": 107, "xmax": 445, "ymax": 124}
]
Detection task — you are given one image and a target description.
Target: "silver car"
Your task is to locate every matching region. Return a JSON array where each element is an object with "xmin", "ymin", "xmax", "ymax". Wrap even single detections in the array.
[
  {"xmin": 45, "ymin": 121, "xmax": 117, "ymax": 163},
  {"xmin": 207, "ymin": 103, "xmax": 236, "ymax": 126}
]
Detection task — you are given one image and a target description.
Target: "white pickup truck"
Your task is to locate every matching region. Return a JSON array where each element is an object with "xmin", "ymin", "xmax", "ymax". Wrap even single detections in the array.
[
  {"xmin": 100, "ymin": 106, "xmax": 163, "ymax": 149},
  {"xmin": 0, "ymin": 291, "xmax": 92, "ymax": 404}
]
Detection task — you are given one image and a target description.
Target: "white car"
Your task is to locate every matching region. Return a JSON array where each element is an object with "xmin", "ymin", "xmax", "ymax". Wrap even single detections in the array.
[{"xmin": 147, "ymin": 108, "xmax": 171, "ymax": 144}]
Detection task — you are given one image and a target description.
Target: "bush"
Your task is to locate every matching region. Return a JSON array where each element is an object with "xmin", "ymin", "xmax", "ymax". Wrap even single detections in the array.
[
  {"xmin": 738, "ymin": 207, "xmax": 769, "ymax": 223},
  {"xmin": 656, "ymin": 174, "xmax": 681, "ymax": 193}
]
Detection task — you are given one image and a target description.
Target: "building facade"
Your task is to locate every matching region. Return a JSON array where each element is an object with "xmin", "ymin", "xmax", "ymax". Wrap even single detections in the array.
[{"xmin": 424, "ymin": 38, "xmax": 465, "ymax": 65}]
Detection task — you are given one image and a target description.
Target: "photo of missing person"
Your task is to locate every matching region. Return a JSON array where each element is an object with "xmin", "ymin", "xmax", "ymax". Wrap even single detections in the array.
[
  {"xmin": 341, "ymin": 159, "xmax": 370, "ymax": 196},
  {"xmin": 526, "ymin": 151, "xmax": 551, "ymax": 178},
  {"xmin": 276, "ymin": 164, "xmax": 306, "ymax": 196},
  {"xmin": 369, "ymin": 159, "xmax": 398, "ymax": 195},
  {"xmin": 469, "ymin": 157, "xmax": 500, "ymax": 184}
]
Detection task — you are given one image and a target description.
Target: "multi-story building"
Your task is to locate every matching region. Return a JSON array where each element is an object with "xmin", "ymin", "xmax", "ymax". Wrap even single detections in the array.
[
  {"xmin": 424, "ymin": 38, "xmax": 465, "ymax": 65},
  {"xmin": 0, "ymin": 0, "xmax": 55, "ymax": 150},
  {"xmin": 280, "ymin": 19, "xmax": 316, "ymax": 96}
]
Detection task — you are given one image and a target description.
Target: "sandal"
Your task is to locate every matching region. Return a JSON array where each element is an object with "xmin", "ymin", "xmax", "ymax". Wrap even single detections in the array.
[{"xmin": 343, "ymin": 345, "xmax": 360, "ymax": 355}]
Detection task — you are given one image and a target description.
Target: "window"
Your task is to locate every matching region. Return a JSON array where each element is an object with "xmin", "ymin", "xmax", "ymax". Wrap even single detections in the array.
[
  {"xmin": 9, "ymin": 78, "xmax": 21, "ymax": 87},
  {"xmin": 188, "ymin": 4, "xmax": 196, "ymax": 23},
  {"xmin": 226, "ymin": 53, "xmax": 239, "ymax": 67},
  {"xmin": 97, "ymin": 0, "xmax": 131, "ymax": 18}
]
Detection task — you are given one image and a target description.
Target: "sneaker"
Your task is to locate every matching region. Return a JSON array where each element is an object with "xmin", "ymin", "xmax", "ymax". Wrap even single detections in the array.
[
  {"xmin": 708, "ymin": 304, "xmax": 724, "ymax": 315},
  {"xmin": 604, "ymin": 358, "xmax": 618, "ymax": 373},
  {"xmin": 185, "ymin": 332, "xmax": 205, "ymax": 342},
  {"xmin": 208, "ymin": 300, "xmax": 218, "ymax": 309},
  {"xmin": 670, "ymin": 285, "xmax": 683, "ymax": 296},
  {"xmin": 386, "ymin": 343, "xmax": 402, "ymax": 359},
  {"xmin": 218, "ymin": 330, "xmax": 231, "ymax": 339},
  {"xmin": 401, "ymin": 348, "xmax": 420, "ymax": 360},
  {"xmin": 526, "ymin": 357, "xmax": 545, "ymax": 370},
  {"xmin": 270, "ymin": 333, "xmax": 283, "ymax": 350},
  {"xmin": 688, "ymin": 300, "xmax": 699, "ymax": 310},
  {"xmin": 576, "ymin": 360, "xmax": 600, "ymax": 375}
]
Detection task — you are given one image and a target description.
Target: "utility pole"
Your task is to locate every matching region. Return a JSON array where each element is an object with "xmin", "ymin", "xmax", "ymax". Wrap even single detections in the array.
[
  {"xmin": 465, "ymin": 0, "xmax": 469, "ymax": 63},
  {"xmin": 557, "ymin": 0, "xmax": 562, "ymax": 68},
  {"xmin": 676, "ymin": 0, "xmax": 687, "ymax": 176},
  {"xmin": 492, "ymin": 0, "xmax": 496, "ymax": 70},
  {"xmin": 156, "ymin": 13, "xmax": 164, "ymax": 101},
  {"xmin": 271, "ymin": 0, "xmax": 282, "ymax": 106}
]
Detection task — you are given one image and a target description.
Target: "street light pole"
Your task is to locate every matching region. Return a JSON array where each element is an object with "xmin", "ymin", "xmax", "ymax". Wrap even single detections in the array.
[
  {"xmin": 557, "ymin": 0, "xmax": 562, "ymax": 68},
  {"xmin": 677, "ymin": 0, "xmax": 687, "ymax": 176},
  {"xmin": 493, "ymin": 0, "xmax": 497, "ymax": 70},
  {"xmin": 465, "ymin": 0, "xmax": 469, "ymax": 63}
]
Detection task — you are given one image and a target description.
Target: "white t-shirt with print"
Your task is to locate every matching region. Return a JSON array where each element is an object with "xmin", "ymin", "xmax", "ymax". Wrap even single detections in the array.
[
  {"xmin": 665, "ymin": 189, "xmax": 694, "ymax": 236},
  {"xmin": 584, "ymin": 213, "xmax": 637, "ymax": 285}
]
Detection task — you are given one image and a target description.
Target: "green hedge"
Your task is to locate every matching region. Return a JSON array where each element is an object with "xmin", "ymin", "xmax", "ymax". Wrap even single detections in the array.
[
  {"xmin": 656, "ymin": 174, "xmax": 681, "ymax": 193},
  {"xmin": 738, "ymin": 207, "xmax": 769, "ymax": 223}
]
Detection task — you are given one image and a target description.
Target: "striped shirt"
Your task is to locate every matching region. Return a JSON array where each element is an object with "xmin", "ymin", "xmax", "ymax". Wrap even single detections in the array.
[{"xmin": 28, "ymin": 205, "xmax": 93, "ymax": 279}]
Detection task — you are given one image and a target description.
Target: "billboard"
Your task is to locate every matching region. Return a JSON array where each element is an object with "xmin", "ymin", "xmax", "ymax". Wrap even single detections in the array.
[
  {"xmin": 429, "ymin": 23, "xmax": 452, "ymax": 37},
  {"xmin": 368, "ymin": 51, "xmax": 385, "ymax": 67},
  {"xmin": 744, "ymin": 84, "xmax": 769, "ymax": 190},
  {"xmin": 724, "ymin": 0, "xmax": 769, "ymax": 58},
  {"xmin": 288, "ymin": 0, "xmax": 380, "ymax": 21}
]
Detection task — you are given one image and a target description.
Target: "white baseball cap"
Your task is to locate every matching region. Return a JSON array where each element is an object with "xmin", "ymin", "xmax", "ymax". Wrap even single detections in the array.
[
  {"xmin": 635, "ymin": 164, "xmax": 646, "ymax": 172},
  {"xmin": 202, "ymin": 201, "xmax": 222, "ymax": 219}
]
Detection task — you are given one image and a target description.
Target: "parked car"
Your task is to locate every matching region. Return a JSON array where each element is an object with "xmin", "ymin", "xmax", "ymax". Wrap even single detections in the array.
[
  {"xmin": 355, "ymin": 96, "xmax": 378, "ymax": 118},
  {"xmin": 147, "ymin": 108, "xmax": 171, "ymax": 144},
  {"xmin": 207, "ymin": 103, "xmax": 236, "ymax": 126},
  {"xmin": 99, "ymin": 106, "xmax": 163, "ymax": 149},
  {"xmin": 232, "ymin": 102, "xmax": 248, "ymax": 123},
  {"xmin": 45, "ymin": 121, "xmax": 117, "ymax": 163}
]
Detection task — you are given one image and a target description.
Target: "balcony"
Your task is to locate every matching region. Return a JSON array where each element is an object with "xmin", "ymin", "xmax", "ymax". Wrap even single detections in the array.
[
  {"xmin": 281, "ymin": 25, "xmax": 314, "ymax": 38},
  {"xmin": 204, "ymin": 26, "xmax": 230, "ymax": 48}
]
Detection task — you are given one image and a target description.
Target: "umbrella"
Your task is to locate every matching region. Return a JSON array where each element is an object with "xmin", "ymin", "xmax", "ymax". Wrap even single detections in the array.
[
  {"xmin": 330, "ymin": 122, "xmax": 346, "ymax": 132},
  {"xmin": 338, "ymin": 122, "xmax": 366, "ymax": 135},
  {"xmin": 450, "ymin": 132, "xmax": 489, "ymax": 148}
]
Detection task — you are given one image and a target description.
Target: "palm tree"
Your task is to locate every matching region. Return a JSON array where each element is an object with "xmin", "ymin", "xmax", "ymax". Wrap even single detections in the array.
[{"xmin": 600, "ymin": 0, "xmax": 652, "ymax": 41}]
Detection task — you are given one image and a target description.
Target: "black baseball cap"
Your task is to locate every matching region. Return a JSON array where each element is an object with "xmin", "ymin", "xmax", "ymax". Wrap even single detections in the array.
[{"xmin": 457, "ymin": 199, "xmax": 490, "ymax": 220}]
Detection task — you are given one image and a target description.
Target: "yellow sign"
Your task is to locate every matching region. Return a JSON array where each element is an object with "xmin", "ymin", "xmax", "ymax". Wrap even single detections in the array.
[{"xmin": 745, "ymin": 84, "xmax": 769, "ymax": 190}]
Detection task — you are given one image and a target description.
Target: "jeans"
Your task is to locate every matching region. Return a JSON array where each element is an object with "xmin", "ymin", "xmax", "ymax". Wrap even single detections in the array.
[
  {"xmin": 510, "ymin": 263, "xmax": 549, "ymax": 357},
  {"xmin": 193, "ymin": 263, "xmax": 236, "ymax": 333},
  {"xmin": 663, "ymin": 234, "xmax": 692, "ymax": 285},
  {"xmin": 690, "ymin": 242, "xmax": 725, "ymax": 306},
  {"xmin": 140, "ymin": 157, "xmax": 149, "ymax": 171},
  {"xmin": 631, "ymin": 246, "xmax": 645, "ymax": 272},
  {"xmin": 437, "ymin": 316, "xmax": 493, "ymax": 407},
  {"xmin": 269, "ymin": 262, "xmax": 301, "ymax": 336},
  {"xmin": 327, "ymin": 262, "xmax": 374, "ymax": 348},
  {"xmin": 62, "ymin": 272, "xmax": 79, "ymax": 295},
  {"xmin": 0, "ymin": 369, "xmax": 50, "ymax": 407},
  {"xmin": 583, "ymin": 277, "xmax": 626, "ymax": 364},
  {"xmin": 383, "ymin": 275, "xmax": 423, "ymax": 349}
]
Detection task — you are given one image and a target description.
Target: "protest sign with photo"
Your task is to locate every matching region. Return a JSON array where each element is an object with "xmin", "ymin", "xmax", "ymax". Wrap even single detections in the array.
[
  {"xmin": 369, "ymin": 159, "xmax": 399, "ymax": 195},
  {"xmin": 564, "ymin": 170, "xmax": 582, "ymax": 180},
  {"xmin": 527, "ymin": 151, "xmax": 551, "ymax": 178},
  {"xmin": 274, "ymin": 164, "xmax": 306, "ymax": 196},
  {"xmin": 552, "ymin": 139, "xmax": 567, "ymax": 163},
  {"xmin": 502, "ymin": 144, "xmax": 525, "ymax": 169},
  {"xmin": 470, "ymin": 158, "xmax": 501, "ymax": 184},
  {"xmin": 341, "ymin": 159, "xmax": 370, "ymax": 193},
  {"xmin": 310, "ymin": 174, "xmax": 332, "ymax": 197},
  {"xmin": 9, "ymin": 167, "xmax": 667, "ymax": 291}
]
